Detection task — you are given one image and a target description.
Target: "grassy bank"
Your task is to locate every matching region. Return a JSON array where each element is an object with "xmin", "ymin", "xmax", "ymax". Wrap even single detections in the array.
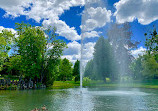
[
  {"xmin": 51, "ymin": 80, "xmax": 158, "ymax": 89},
  {"xmin": 50, "ymin": 81, "xmax": 80, "ymax": 89}
]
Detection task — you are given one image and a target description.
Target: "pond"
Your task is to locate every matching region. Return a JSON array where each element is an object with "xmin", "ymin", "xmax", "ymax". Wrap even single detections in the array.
[{"xmin": 0, "ymin": 88, "xmax": 158, "ymax": 111}]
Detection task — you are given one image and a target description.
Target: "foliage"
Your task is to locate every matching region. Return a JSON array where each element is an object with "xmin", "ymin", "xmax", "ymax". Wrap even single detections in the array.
[
  {"xmin": 84, "ymin": 60, "xmax": 96, "ymax": 80},
  {"xmin": 130, "ymin": 28, "xmax": 158, "ymax": 80},
  {"xmin": 42, "ymin": 27, "xmax": 67, "ymax": 86},
  {"xmin": 72, "ymin": 60, "xmax": 80, "ymax": 82},
  {"xmin": 130, "ymin": 54, "xmax": 158, "ymax": 80},
  {"xmin": 58, "ymin": 58, "xmax": 73, "ymax": 81},
  {"xmin": 145, "ymin": 29, "xmax": 158, "ymax": 54},
  {"xmin": 130, "ymin": 55, "xmax": 144, "ymax": 80},
  {"xmin": 3, "ymin": 55, "xmax": 22, "ymax": 76},
  {"xmin": 13, "ymin": 23, "xmax": 66, "ymax": 86},
  {"xmin": 83, "ymin": 77, "xmax": 91, "ymax": 85},
  {"xmin": 15, "ymin": 23, "xmax": 46, "ymax": 81},
  {"xmin": 142, "ymin": 54, "xmax": 158, "ymax": 79},
  {"xmin": 107, "ymin": 23, "xmax": 138, "ymax": 77},
  {"xmin": 0, "ymin": 29, "xmax": 14, "ymax": 70},
  {"xmin": 84, "ymin": 36, "xmax": 118, "ymax": 82}
]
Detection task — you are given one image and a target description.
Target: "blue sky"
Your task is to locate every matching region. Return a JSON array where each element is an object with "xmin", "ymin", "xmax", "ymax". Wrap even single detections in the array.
[{"xmin": 0, "ymin": 0, "xmax": 158, "ymax": 63}]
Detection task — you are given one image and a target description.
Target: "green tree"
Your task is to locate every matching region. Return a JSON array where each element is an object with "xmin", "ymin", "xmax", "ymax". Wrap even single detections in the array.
[
  {"xmin": 15, "ymin": 23, "xmax": 66, "ymax": 86},
  {"xmin": 41, "ymin": 27, "xmax": 67, "ymax": 86},
  {"xmin": 58, "ymin": 58, "xmax": 72, "ymax": 81},
  {"xmin": 15, "ymin": 23, "xmax": 46, "ymax": 81},
  {"xmin": 142, "ymin": 54, "xmax": 158, "ymax": 79},
  {"xmin": 73, "ymin": 60, "xmax": 80, "ymax": 82},
  {"xmin": 145, "ymin": 28, "xmax": 158, "ymax": 61},
  {"xmin": 0, "ymin": 29, "xmax": 14, "ymax": 71},
  {"xmin": 93, "ymin": 36, "xmax": 112, "ymax": 82},
  {"xmin": 130, "ymin": 55, "xmax": 143, "ymax": 80},
  {"xmin": 84, "ymin": 37, "xmax": 118, "ymax": 82},
  {"xmin": 107, "ymin": 23, "xmax": 138, "ymax": 78},
  {"xmin": 3, "ymin": 55, "xmax": 22, "ymax": 76},
  {"xmin": 84, "ymin": 59, "xmax": 97, "ymax": 80}
]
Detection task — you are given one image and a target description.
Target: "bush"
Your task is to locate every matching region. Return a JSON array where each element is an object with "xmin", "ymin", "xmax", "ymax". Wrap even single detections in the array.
[{"xmin": 83, "ymin": 77, "xmax": 91, "ymax": 85}]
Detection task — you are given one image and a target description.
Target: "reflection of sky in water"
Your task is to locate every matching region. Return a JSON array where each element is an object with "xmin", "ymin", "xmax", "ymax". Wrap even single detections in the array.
[
  {"xmin": 0, "ymin": 88, "xmax": 158, "ymax": 111},
  {"xmin": 61, "ymin": 88, "xmax": 95, "ymax": 111},
  {"xmin": 50, "ymin": 88, "xmax": 153, "ymax": 111}
]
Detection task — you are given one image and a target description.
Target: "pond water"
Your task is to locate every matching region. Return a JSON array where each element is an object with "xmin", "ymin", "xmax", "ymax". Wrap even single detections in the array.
[{"xmin": 0, "ymin": 88, "xmax": 158, "ymax": 111}]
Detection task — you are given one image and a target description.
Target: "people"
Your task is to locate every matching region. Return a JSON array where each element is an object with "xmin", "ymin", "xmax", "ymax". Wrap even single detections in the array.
[
  {"xmin": 31, "ymin": 105, "xmax": 47, "ymax": 111},
  {"xmin": 31, "ymin": 108, "xmax": 39, "ymax": 111},
  {"xmin": 41, "ymin": 105, "xmax": 47, "ymax": 111}
]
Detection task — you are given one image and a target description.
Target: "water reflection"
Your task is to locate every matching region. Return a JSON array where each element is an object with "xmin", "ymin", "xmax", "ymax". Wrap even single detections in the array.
[{"xmin": 0, "ymin": 88, "xmax": 158, "ymax": 111}]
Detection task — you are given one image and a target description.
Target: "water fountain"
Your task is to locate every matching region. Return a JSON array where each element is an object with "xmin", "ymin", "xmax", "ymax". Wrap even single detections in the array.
[
  {"xmin": 80, "ymin": 0, "xmax": 106, "ymax": 93},
  {"xmin": 80, "ymin": 0, "xmax": 138, "ymax": 89}
]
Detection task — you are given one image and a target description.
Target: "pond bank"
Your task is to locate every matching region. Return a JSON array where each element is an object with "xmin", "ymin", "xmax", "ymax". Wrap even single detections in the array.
[{"xmin": 51, "ymin": 81, "xmax": 158, "ymax": 89}]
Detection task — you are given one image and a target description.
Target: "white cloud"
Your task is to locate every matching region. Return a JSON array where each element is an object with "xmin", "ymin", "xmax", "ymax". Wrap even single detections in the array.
[
  {"xmin": 63, "ymin": 41, "xmax": 95, "ymax": 64},
  {"xmin": 81, "ymin": 7, "xmax": 112, "ymax": 31},
  {"xmin": 0, "ymin": 0, "xmax": 86, "ymax": 41},
  {"xmin": 114, "ymin": 0, "xmax": 158, "ymax": 25},
  {"xmin": 82, "ymin": 42, "xmax": 95, "ymax": 60},
  {"xmin": 62, "ymin": 41, "xmax": 80, "ymax": 64},
  {"xmin": 26, "ymin": 0, "xmax": 84, "ymax": 41},
  {"xmin": 0, "ymin": 26, "xmax": 16, "ymax": 34},
  {"xmin": 63, "ymin": 41, "xmax": 81, "ymax": 55},
  {"xmin": 82, "ymin": 31, "xmax": 101, "ymax": 38},
  {"xmin": 43, "ymin": 19, "xmax": 81, "ymax": 41},
  {"xmin": 0, "ymin": 0, "xmax": 108, "ymax": 41},
  {"xmin": 0, "ymin": 0, "xmax": 32, "ymax": 17},
  {"xmin": 131, "ymin": 47, "xmax": 146, "ymax": 58}
]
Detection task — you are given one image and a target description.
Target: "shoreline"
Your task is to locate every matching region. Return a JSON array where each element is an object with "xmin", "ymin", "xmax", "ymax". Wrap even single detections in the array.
[{"xmin": 50, "ymin": 81, "xmax": 158, "ymax": 90}]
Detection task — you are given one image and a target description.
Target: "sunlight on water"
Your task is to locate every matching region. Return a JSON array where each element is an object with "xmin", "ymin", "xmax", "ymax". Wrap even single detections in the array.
[{"xmin": 0, "ymin": 88, "xmax": 158, "ymax": 111}]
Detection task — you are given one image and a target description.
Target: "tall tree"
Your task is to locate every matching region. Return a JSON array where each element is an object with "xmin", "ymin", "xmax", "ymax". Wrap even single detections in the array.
[
  {"xmin": 41, "ymin": 27, "xmax": 67, "ymax": 85},
  {"xmin": 84, "ymin": 59, "xmax": 97, "ymax": 80},
  {"xmin": 0, "ymin": 29, "xmax": 14, "ymax": 71},
  {"xmin": 84, "ymin": 37, "xmax": 119, "ymax": 82},
  {"xmin": 93, "ymin": 36, "xmax": 111, "ymax": 82},
  {"xmin": 3, "ymin": 55, "xmax": 22, "ymax": 76},
  {"xmin": 142, "ymin": 54, "xmax": 158, "ymax": 79},
  {"xmin": 58, "ymin": 58, "xmax": 72, "ymax": 81},
  {"xmin": 130, "ymin": 55, "xmax": 144, "ymax": 80},
  {"xmin": 15, "ymin": 23, "xmax": 66, "ymax": 86},
  {"xmin": 15, "ymin": 23, "xmax": 46, "ymax": 81},
  {"xmin": 73, "ymin": 60, "xmax": 80, "ymax": 82},
  {"xmin": 145, "ymin": 28, "xmax": 158, "ymax": 61},
  {"xmin": 107, "ymin": 23, "xmax": 138, "ymax": 78}
]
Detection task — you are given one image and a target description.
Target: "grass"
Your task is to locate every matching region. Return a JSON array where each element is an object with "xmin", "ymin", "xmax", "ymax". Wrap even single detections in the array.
[
  {"xmin": 50, "ymin": 81, "xmax": 80, "ymax": 89},
  {"xmin": 50, "ymin": 80, "xmax": 158, "ymax": 89}
]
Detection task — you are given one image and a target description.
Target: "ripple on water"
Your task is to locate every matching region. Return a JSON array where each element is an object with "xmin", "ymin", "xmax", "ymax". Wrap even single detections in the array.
[{"xmin": 80, "ymin": 88, "xmax": 150, "ymax": 96}]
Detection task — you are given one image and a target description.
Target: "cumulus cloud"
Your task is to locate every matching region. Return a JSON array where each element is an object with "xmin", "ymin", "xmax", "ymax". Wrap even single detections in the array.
[
  {"xmin": 27, "ymin": 0, "xmax": 84, "ymax": 41},
  {"xmin": 82, "ymin": 31, "xmax": 101, "ymax": 38},
  {"xmin": 81, "ymin": 7, "xmax": 112, "ymax": 31},
  {"xmin": 0, "ymin": 0, "xmax": 86, "ymax": 41},
  {"xmin": 63, "ymin": 41, "xmax": 95, "ymax": 64},
  {"xmin": 131, "ymin": 47, "xmax": 146, "ymax": 58},
  {"xmin": 0, "ymin": 0, "xmax": 104, "ymax": 63},
  {"xmin": 0, "ymin": 0, "xmax": 32, "ymax": 17},
  {"xmin": 62, "ymin": 41, "xmax": 80, "ymax": 64},
  {"xmin": 82, "ymin": 42, "xmax": 95, "ymax": 60},
  {"xmin": 63, "ymin": 41, "xmax": 81, "ymax": 55},
  {"xmin": 43, "ymin": 19, "xmax": 81, "ymax": 41},
  {"xmin": 0, "ymin": 26, "xmax": 16, "ymax": 34},
  {"xmin": 114, "ymin": 0, "xmax": 158, "ymax": 25}
]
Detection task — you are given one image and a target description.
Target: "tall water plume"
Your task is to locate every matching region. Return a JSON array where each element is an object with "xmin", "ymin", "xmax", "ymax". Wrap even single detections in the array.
[{"xmin": 80, "ymin": 0, "xmax": 137, "ymax": 89}]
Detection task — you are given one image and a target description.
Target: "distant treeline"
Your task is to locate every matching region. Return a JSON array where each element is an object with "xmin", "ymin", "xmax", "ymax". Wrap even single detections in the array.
[
  {"xmin": 0, "ymin": 23, "xmax": 80, "ymax": 86},
  {"xmin": 84, "ymin": 23, "xmax": 158, "ymax": 82}
]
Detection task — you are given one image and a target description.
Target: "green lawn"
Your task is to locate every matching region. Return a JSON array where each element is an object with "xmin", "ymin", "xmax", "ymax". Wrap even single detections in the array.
[
  {"xmin": 50, "ymin": 80, "xmax": 158, "ymax": 89},
  {"xmin": 50, "ymin": 81, "xmax": 80, "ymax": 89}
]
